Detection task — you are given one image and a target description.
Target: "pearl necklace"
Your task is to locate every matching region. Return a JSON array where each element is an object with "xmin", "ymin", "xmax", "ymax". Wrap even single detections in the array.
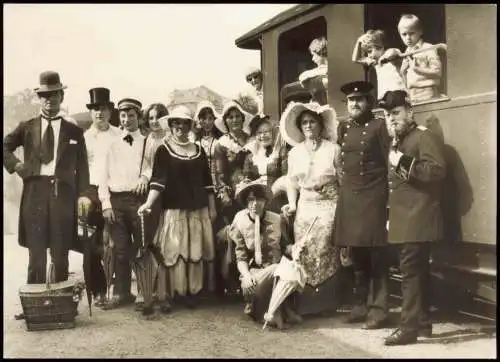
[{"xmin": 171, "ymin": 137, "xmax": 190, "ymax": 147}]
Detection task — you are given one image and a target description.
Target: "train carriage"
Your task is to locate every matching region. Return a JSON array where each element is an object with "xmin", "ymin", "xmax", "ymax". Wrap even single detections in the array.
[{"xmin": 235, "ymin": 4, "xmax": 496, "ymax": 319}]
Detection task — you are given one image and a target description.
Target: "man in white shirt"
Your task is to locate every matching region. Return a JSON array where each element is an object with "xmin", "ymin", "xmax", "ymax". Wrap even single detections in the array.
[
  {"xmin": 3, "ymin": 71, "xmax": 91, "ymax": 320},
  {"xmin": 82, "ymin": 87, "xmax": 121, "ymax": 307},
  {"xmin": 99, "ymin": 98, "xmax": 149, "ymax": 310}
]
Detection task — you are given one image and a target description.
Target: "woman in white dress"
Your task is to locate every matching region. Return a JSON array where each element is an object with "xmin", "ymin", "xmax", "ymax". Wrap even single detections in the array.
[{"xmin": 280, "ymin": 101, "xmax": 345, "ymax": 316}]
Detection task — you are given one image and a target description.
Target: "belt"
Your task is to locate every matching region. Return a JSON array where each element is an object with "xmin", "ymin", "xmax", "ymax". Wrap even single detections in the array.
[{"xmin": 109, "ymin": 190, "xmax": 138, "ymax": 196}]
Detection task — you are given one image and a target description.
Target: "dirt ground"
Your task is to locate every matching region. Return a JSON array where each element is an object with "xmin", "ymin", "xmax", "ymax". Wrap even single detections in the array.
[{"xmin": 3, "ymin": 234, "xmax": 496, "ymax": 358}]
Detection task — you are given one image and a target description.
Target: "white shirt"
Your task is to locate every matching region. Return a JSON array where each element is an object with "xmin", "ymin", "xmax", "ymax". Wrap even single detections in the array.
[
  {"xmin": 98, "ymin": 129, "xmax": 146, "ymax": 210},
  {"xmin": 84, "ymin": 124, "xmax": 122, "ymax": 186},
  {"xmin": 40, "ymin": 117, "xmax": 62, "ymax": 176}
]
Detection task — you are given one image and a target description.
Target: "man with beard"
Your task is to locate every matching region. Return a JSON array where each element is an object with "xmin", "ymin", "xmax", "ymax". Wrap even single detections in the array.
[
  {"xmin": 3, "ymin": 71, "xmax": 90, "ymax": 320},
  {"xmin": 380, "ymin": 90, "xmax": 446, "ymax": 345},
  {"xmin": 334, "ymin": 81, "xmax": 392, "ymax": 329},
  {"xmin": 82, "ymin": 87, "xmax": 122, "ymax": 307}
]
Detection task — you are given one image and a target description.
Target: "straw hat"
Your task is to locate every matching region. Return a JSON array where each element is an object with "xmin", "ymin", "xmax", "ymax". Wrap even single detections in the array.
[
  {"xmin": 235, "ymin": 179, "xmax": 273, "ymax": 206},
  {"xmin": 279, "ymin": 101, "xmax": 337, "ymax": 147},
  {"xmin": 161, "ymin": 105, "xmax": 194, "ymax": 128},
  {"xmin": 194, "ymin": 100, "xmax": 221, "ymax": 121},
  {"xmin": 215, "ymin": 100, "xmax": 253, "ymax": 135}
]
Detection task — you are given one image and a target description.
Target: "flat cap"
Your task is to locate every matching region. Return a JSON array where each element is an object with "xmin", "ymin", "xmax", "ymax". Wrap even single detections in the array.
[
  {"xmin": 117, "ymin": 98, "xmax": 142, "ymax": 111},
  {"xmin": 378, "ymin": 90, "xmax": 412, "ymax": 110},
  {"xmin": 340, "ymin": 81, "xmax": 374, "ymax": 97}
]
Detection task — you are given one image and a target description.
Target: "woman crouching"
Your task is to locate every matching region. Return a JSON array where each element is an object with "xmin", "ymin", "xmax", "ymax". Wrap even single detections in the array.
[{"xmin": 228, "ymin": 180, "xmax": 301, "ymax": 329}]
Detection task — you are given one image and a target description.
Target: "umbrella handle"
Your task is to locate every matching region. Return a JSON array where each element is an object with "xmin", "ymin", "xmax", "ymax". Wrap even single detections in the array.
[{"xmin": 140, "ymin": 214, "xmax": 145, "ymax": 248}]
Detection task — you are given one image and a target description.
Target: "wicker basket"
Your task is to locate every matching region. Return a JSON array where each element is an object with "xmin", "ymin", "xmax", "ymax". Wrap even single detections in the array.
[{"xmin": 19, "ymin": 263, "xmax": 84, "ymax": 331}]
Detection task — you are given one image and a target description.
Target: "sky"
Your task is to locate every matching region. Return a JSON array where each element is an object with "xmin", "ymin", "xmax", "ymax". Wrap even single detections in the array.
[{"xmin": 3, "ymin": 3, "xmax": 293, "ymax": 114}]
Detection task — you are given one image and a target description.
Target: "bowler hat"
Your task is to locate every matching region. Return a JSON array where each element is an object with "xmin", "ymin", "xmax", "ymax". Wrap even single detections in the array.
[
  {"xmin": 34, "ymin": 71, "xmax": 67, "ymax": 93},
  {"xmin": 378, "ymin": 90, "xmax": 412, "ymax": 110},
  {"xmin": 340, "ymin": 81, "xmax": 374, "ymax": 97},
  {"xmin": 117, "ymin": 98, "xmax": 142, "ymax": 112},
  {"xmin": 86, "ymin": 87, "xmax": 114, "ymax": 110}
]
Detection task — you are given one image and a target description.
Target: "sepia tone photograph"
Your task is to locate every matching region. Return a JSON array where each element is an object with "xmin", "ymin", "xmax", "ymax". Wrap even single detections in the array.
[{"xmin": 3, "ymin": 3, "xmax": 496, "ymax": 358}]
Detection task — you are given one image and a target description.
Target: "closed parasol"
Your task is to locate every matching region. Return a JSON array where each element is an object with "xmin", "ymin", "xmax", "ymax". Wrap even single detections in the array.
[
  {"xmin": 132, "ymin": 214, "xmax": 157, "ymax": 316},
  {"xmin": 262, "ymin": 216, "xmax": 318, "ymax": 329}
]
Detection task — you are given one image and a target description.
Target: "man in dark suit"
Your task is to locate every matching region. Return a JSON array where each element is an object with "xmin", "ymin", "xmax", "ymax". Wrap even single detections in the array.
[
  {"xmin": 380, "ymin": 90, "xmax": 446, "ymax": 345},
  {"xmin": 334, "ymin": 81, "xmax": 392, "ymax": 330},
  {"xmin": 3, "ymin": 71, "xmax": 91, "ymax": 319}
]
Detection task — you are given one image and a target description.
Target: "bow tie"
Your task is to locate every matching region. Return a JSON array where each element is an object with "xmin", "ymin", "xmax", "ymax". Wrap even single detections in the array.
[{"xmin": 123, "ymin": 134, "xmax": 134, "ymax": 145}]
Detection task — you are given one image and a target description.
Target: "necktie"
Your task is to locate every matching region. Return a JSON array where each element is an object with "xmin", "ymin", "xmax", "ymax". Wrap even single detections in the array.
[
  {"xmin": 254, "ymin": 215, "xmax": 262, "ymax": 266},
  {"xmin": 123, "ymin": 134, "xmax": 134, "ymax": 146},
  {"xmin": 40, "ymin": 118, "xmax": 55, "ymax": 164}
]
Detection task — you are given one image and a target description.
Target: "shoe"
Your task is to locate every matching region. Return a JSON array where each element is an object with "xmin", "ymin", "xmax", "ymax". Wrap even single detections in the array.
[
  {"xmin": 14, "ymin": 313, "xmax": 25, "ymax": 320},
  {"xmin": 283, "ymin": 306, "xmax": 303, "ymax": 325},
  {"xmin": 159, "ymin": 300, "xmax": 172, "ymax": 314},
  {"xmin": 94, "ymin": 295, "xmax": 108, "ymax": 308},
  {"xmin": 384, "ymin": 328, "xmax": 418, "ymax": 346},
  {"xmin": 243, "ymin": 303, "xmax": 253, "ymax": 316},
  {"xmin": 344, "ymin": 313, "xmax": 366, "ymax": 324},
  {"xmin": 142, "ymin": 305, "xmax": 155, "ymax": 316},
  {"xmin": 419, "ymin": 326, "xmax": 433, "ymax": 338},
  {"xmin": 183, "ymin": 295, "xmax": 197, "ymax": 309},
  {"xmin": 102, "ymin": 294, "xmax": 136, "ymax": 310},
  {"xmin": 362, "ymin": 318, "xmax": 391, "ymax": 330}
]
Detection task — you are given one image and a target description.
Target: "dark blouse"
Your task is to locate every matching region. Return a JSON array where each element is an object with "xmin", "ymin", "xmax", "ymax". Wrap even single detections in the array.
[{"xmin": 150, "ymin": 141, "xmax": 214, "ymax": 211}]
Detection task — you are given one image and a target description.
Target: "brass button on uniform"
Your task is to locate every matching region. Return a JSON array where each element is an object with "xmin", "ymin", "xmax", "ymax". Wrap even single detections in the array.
[
  {"xmin": 362, "ymin": 131, "xmax": 367, "ymax": 135},
  {"xmin": 365, "ymin": 123, "xmax": 369, "ymax": 127},
  {"xmin": 360, "ymin": 172, "xmax": 364, "ymax": 176},
  {"xmin": 360, "ymin": 151, "xmax": 364, "ymax": 155}
]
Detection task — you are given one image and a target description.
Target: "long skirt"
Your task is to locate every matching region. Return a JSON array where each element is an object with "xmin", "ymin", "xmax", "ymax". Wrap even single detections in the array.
[
  {"xmin": 294, "ymin": 192, "xmax": 343, "ymax": 315},
  {"xmin": 242, "ymin": 264, "xmax": 277, "ymax": 322},
  {"xmin": 153, "ymin": 207, "xmax": 215, "ymax": 297}
]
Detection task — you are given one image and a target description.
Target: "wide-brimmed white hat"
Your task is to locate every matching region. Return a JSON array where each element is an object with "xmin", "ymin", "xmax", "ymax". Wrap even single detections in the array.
[
  {"xmin": 279, "ymin": 101, "xmax": 337, "ymax": 147},
  {"xmin": 215, "ymin": 100, "xmax": 252, "ymax": 135},
  {"xmin": 194, "ymin": 100, "xmax": 221, "ymax": 121},
  {"xmin": 161, "ymin": 105, "xmax": 194, "ymax": 128}
]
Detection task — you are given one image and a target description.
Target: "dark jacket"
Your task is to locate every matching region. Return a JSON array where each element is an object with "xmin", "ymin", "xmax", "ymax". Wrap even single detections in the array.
[
  {"xmin": 3, "ymin": 116, "xmax": 90, "ymax": 247},
  {"xmin": 334, "ymin": 112, "xmax": 391, "ymax": 247},
  {"xmin": 388, "ymin": 124, "xmax": 446, "ymax": 243}
]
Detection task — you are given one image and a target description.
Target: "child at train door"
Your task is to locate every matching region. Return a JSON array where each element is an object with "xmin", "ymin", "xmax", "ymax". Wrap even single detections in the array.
[
  {"xmin": 352, "ymin": 29, "xmax": 407, "ymax": 101},
  {"xmin": 397, "ymin": 14, "xmax": 443, "ymax": 103}
]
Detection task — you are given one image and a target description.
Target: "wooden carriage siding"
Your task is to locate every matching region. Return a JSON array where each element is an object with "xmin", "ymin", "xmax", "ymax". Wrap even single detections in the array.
[{"xmin": 235, "ymin": 4, "xmax": 497, "ymax": 320}]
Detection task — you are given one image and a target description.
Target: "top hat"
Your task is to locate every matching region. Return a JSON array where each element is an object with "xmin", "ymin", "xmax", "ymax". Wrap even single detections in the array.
[
  {"xmin": 117, "ymin": 98, "xmax": 142, "ymax": 112},
  {"xmin": 340, "ymin": 81, "xmax": 374, "ymax": 97},
  {"xmin": 279, "ymin": 101, "xmax": 337, "ymax": 147},
  {"xmin": 34, "ymin": 71, "xmax": 67, "ymax": 93},
  {"xmin": 86, "ymin": 87, "xmax": 114, "ymax": 110},
  {"xmin": 378, "ymin": 90, "xmax": 412, "ymax": 110}
]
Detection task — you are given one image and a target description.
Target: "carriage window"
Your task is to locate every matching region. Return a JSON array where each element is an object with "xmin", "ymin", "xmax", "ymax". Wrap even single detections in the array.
[
  {"xmin": 364, "ymin": 4, "xmax": 447, "ymax": 105},
  {"xmin": 278, "ymin": 16, "xmax": 327, "ymax": 112}
]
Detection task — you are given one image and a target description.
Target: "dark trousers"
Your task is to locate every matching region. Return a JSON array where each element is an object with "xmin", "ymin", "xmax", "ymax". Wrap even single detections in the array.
[
  {"xmin": 108, "ymin": 192, "xmax": 144, "ymax": 298},
  {"xmin": 350, "ymin": 246, "xmax": 390, "ymax": 321},
  {"xmin": 399, "ymin": 242, "xmax": 432, "ymax": 332},
  {"xmin": 22, "ymin": 177, "xmax": 74, "ymax": 284}
]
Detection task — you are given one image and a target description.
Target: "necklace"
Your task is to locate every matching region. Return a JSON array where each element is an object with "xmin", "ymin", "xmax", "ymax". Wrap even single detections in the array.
[{"xmin": 171, "ymin": 137, "xmax": 190, "ymax": 147}]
